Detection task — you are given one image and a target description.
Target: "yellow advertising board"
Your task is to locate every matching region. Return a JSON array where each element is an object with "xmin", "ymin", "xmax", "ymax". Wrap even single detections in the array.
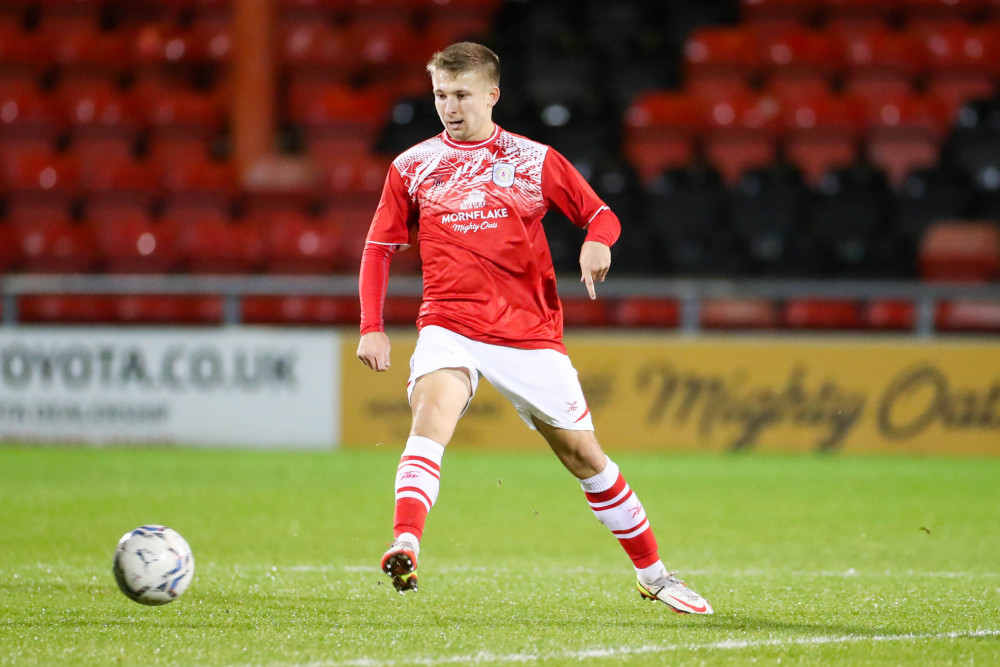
[{"xmin": 341, "ymin": 332, "xmax": 1000, "ymax": 456}]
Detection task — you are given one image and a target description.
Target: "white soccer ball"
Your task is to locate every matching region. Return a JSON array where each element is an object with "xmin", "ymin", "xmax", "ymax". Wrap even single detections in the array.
[{"xmin": 112, "ymin": 525, "xmax": 195, "ymax": 605}]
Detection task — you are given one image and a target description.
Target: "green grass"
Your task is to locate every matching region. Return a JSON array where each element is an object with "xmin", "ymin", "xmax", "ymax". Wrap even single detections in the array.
[{"xmin": 1, "ymin": 445, "xmax": 998, "ymax": 666}]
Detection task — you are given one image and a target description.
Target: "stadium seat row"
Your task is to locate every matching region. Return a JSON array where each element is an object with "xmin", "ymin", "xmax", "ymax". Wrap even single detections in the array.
[
  {"xmin": 4, "ymin": 293, "xmax": 999, "ymax": 333},
  {"xmin": 0, "ymin": 212, "xmax": 408, "ymax": 275},
  {"xmin": 740, "ymin": 0, "xmax": 1000, "ymax": 27}
]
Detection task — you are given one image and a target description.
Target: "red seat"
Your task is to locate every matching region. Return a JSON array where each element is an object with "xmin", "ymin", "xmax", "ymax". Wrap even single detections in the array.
[
  {"xmin": 82, "ymin": 158, "xmax": 161, "ymax": 221},
  {"xmin": 683, "ymin": 27, "xmax": 760, "ymax": 100},
  {"xmin": 839, "ymin": 27, "xmax": 925, "ymax": 101},
  {"xmin": 613, "ymin": 297, "xmax": 681, "ymax": 328},
  {"xmin": 0, "ymin": 90, "xmax": 63, "ymax": 167},
  {"xmin": 935, "ymin": 300, "xmax": 1000, "ymax": 332},
  {"xmin": 159, "ymin": 156, "xmax": 237, "ymax": 219},
  {"xmin": 757, "ymin": 27, "xmax": 843, "ymax": 92},
  {"xmin": 295, "ymin": 85, "xmax": 389, "ymax": 163},
  {"xmin": 263, "ymin": 211, "xmax": 345, "ymax": 274},
  {"xmin": 0, "ymin": 26, "xmax": 49, "ymax": 89},
  {"xmin": 91, "ymin": 214, "xmax": 182, "ymax": 274},
  {"xmin": 36, "ymin": 0, "xmax": 104, "ymax": 22},
  {"xmin": 48, "ymin": 26, "xmax": 131, "ymax": 87},
  {"xmin": 61, "ymin": 87, "xmax": 143, "ymax": 173},
  {"xmin": 823, "ymin": 0, "xmax": 900, "ymax": 28},
  {"xmin": 741, "ymin": 0, "xmax": 818, "ymax": 31},
  {"xmin": 281, "ymin": 22, "xmax": 356, "ymax": 69},
  {"xmin": 919, "ymin": 23, "xmax": 1000, "ymax": 114},
  {"xmin": 279, "ymin": 0, "xmax": 338, "ymax": 28},
  {"xmin": 4, "ymin": 151, "xmax": 81, "ymax": 221},
  {"xmin": 424, "ymin": 14, "xmax": 494, "ymax": 52},
  {"xmin": 623, "ymin": 92, "xmax": 703, "ymax": 184},
  {"xmin": 918, "ymin": 219, "xmax": 1000, "ymax": 283},
  {"xmin": 560, "ymin": 297, "xmax": 612, "ymax": 327},
  {"xmin": 351, "ymin": 21, "xmax": 429, "ymax": 98},
  {"xmin": 242, "ymin": 295, "xmax": 360, "ymax": 325},
  {"xmin": 862, "ymin": 93, "xmax": 950, "ymax": 187},
  {"xmin": 186, "ymin": 14, "xmax": 232, "ymax": 64},
  {"xmin": 320, "ymin": 210, "xmax": 382, "ymax": 273},
  {"xmin": 762, "ymin": 73, "xmax": 831, "ymax": 100},
  {"xmin": 902, "ymin": 0, "xmax": 988, "ymax": 24},
  {"xmin": 701, "ymin": 298, "xmax": 780, "ymax": 329},
  {"xmin": 354, "ymin": 19, "xmax": 426, "ymax": 71},
  {"xmin": 178, "ymin": 216, "xmax": 266, "ymax": 274},
  {"xmin": 282, "ymin": 24, "xmax": 359, "ymax": 110},
  {"xmin": 783, "ymin": 298, "xmax": 863, "ymax": 329},
  {"xmin": 132, "ymin": 21, "xmax": 227, "ymax": 67},
  {"xmin": 16, "ymin": 218, "xmax": 99, "ymax": 273},
  {"xmin": 319, "ymin": 154, "xmax": 390, "ymax": 219},
  {"xmin": 780, "ymin": 92, "xmax": 865, "ymax": 185},
  {"xmin": 144, "ymin": 88, "xmax": 224, "ymax": 164},
  {"xmin": 0, "ymin": 223, "xmax": 20, "ymax": 272},
  {"xmin": 864, "ymin": 299, "xmax": 916, "ymax": 330},
  {"xmin": 112, "ymin": 295, "xmax": 224, "ymax": 324},
  {"xmin": 702, "ymin": 93, "xmax": 782, "ymax": 185},
  {"xmin": 242, "ymin": 157, "xmax": 319, "ymax": 216},
  {"xmin": 18, "ymin": 294, "xmax": 116, "ymax": 324}
]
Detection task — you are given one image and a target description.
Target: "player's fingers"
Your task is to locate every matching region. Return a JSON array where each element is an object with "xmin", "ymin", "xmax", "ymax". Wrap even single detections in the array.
[{"xmin": 583, "ymin": 273, "xmax": 597, "ymax": 300}]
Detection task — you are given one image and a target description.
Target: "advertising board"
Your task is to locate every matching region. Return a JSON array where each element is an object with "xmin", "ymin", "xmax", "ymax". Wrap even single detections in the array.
[
  {"xmin": 341, "ymin": 333, "xmax": 999, "ymax": 455},
  {"xmin": 0, "ymin": 328, "xmax": 339, "ymax": 448}
]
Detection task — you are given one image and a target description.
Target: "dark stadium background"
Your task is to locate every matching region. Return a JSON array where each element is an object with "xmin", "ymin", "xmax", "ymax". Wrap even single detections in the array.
[{"xmin": 1, "ymin": 0, "xmax": 999, "ymax": 332}]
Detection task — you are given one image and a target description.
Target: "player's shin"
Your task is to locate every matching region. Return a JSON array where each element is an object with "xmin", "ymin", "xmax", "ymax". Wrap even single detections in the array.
[
  {"xmin": 580, "ymin": 458, "xmax": 660, "ymax": 569},
  {"xmin": 392, "ymin": 435, "xmax": 445, "ymax": 543}
]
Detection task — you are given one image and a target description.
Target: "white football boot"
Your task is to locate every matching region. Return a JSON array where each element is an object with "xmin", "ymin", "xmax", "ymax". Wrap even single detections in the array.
[{"xmin": 636, "ymin": 569, "xmax": 714, "ymax": 614}]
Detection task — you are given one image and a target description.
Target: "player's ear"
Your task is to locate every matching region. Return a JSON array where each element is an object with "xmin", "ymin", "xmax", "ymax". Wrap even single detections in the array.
[{"xmin": 488, "ymin": 85, "xmax": 500, "ymax": 109}]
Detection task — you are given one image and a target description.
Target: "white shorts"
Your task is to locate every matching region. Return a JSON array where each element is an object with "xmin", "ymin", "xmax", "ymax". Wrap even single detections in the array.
[{"xmin": 406, "ymin": 325, "xmax": 594, "ymax": 431}]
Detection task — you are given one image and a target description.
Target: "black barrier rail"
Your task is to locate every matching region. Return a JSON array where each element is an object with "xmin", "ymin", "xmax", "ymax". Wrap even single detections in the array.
[{"xmin": 2, "ymin": 274, "xmax": 1000, "ymax": 335}]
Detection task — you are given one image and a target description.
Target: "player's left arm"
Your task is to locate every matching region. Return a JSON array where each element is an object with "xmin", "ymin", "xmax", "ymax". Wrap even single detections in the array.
[{"xmin": 541, "ymin": 149, "xmax": 622, "ymax": 299}]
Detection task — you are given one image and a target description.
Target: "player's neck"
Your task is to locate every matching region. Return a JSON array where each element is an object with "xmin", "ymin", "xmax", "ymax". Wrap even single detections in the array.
[{"xmin": 442, "ymin": 123, "xmax": 499, "ymax": 149}]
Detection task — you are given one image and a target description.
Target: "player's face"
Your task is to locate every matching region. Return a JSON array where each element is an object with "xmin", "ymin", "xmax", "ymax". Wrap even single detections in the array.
[{"xmin": 431, "ymin": 70, "xmax": 499, "ymax": 143}]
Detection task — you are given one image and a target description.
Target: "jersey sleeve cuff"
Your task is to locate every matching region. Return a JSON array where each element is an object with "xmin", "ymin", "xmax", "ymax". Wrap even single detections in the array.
[{"xmin": 584, "ymin": 209, "xmax": 621, "ymax": 247}]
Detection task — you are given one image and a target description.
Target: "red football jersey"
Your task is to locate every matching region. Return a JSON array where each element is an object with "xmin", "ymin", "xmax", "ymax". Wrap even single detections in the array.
[{"xmin": 363, "ymin": 125, "xmax": 620, "ymax": 352}]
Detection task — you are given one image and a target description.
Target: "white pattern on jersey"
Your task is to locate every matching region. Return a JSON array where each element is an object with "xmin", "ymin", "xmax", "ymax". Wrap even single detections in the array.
[{"xmin": 392, "ymin": 130, "xmax": 548, "ymax": 223}]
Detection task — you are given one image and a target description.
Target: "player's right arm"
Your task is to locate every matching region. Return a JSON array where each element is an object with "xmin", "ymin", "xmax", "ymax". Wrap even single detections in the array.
[{"xmin": 357, "ymin": 165, "xmax": 415, "ymax": 372}]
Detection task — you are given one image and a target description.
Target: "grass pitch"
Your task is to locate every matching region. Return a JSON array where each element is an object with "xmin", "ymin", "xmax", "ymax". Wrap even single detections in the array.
[{"xmin": 0, "ymin": 445, "xmax": 998, "ymax": 666}]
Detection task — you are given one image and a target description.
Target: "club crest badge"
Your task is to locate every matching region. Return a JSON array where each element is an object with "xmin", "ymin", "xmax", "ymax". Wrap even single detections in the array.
[{"xmin": 492, "ymin": 162, "xmax": 515, "ymax": 188}]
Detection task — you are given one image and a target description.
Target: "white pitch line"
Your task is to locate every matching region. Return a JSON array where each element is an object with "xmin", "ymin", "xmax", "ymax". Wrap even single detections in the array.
[
  {"xmin": 284, "ymin": 564, "xmax": 1000, "ymax": 580},
  {"xmin": 293, "ymin": 629, "xmax": 1000, "ymax": 667},
  {"xmin": 8, "ymin": 564, "xmax": 1000, "ymax": 580}
]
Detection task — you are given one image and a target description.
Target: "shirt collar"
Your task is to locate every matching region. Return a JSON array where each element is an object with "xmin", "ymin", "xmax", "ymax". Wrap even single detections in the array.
[{"xmin": 440, "ymin": 124, "xmax": 501, "ymax": 150}]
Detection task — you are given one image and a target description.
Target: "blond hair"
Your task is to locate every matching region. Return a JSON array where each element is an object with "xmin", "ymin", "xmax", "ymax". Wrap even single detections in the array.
[{"xmin": 426, "ymin": 42, "xmax": 500, "ymax": 86}]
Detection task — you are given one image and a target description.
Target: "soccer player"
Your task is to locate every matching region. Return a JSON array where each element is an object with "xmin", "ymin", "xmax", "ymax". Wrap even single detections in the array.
[{"xmin": 357, "ymin": 42, "xmax": 712, "ymax": 614}]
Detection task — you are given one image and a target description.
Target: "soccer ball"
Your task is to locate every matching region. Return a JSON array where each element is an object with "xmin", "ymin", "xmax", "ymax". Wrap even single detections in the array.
[{"xmin": 112, "ymin": 525, "xmax": 195, "ymax": 605}]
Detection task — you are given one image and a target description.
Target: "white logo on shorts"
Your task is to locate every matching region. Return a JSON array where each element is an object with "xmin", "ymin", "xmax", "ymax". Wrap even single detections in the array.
[{"xmin": 492, "ymin": 162, "xmax": 515, "ymax": 188}]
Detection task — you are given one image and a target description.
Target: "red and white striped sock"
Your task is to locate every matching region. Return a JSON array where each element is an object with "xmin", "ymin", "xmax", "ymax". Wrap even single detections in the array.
[
  {"xmin": 392, "ymin": 436, "xmax": 444, "ymax": 542},
  {"xmin": 581, "ymin": 458, "xmax": 660, "ymax": 570}
]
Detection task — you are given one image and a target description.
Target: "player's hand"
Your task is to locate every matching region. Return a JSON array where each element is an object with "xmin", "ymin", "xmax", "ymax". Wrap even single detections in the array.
[
  {"xmin": 579, "ymin": 240, "xmax": 611, "ymax": 300},
  {"xmin": 357, "ymin": 332, "xmax": 392, "ymax": 372}
]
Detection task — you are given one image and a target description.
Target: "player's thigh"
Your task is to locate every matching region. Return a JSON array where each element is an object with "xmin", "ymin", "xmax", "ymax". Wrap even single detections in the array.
[{"xmin": 409, "ymin": 368, "xmax": 473, "ymax": 445}]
